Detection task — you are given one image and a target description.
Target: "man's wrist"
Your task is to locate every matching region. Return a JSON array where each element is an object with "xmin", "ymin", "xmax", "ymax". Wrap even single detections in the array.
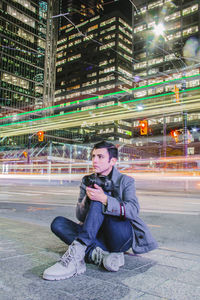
[{"xmin": 103, "ymin": 195, "xmax": 108, "ymax": 206}]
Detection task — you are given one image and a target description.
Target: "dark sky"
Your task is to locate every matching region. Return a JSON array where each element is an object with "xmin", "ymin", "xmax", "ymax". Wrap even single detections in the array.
[{"xmin": 103, "ymin": 0, "xmax": 132, "ymax": 21}]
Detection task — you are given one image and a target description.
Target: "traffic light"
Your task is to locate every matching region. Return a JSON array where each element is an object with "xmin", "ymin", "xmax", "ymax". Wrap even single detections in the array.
[
  {"xmin": 170, "ymin": 130, "xmax": 179, "ymax": 143},
  {"xmin": 139, "ymin": 120, "xmax": 148, "ymax": 135},
  {"xmin": 23, "ymin": 151, "xmax": 28, "ymax": 158},
  {"xmin": 37, "ymin": 131, "xmax": 44, "ymax": 142},
  {"xmin": 174, "ymin": 85, "xmax": 179, "ymax": 103}
]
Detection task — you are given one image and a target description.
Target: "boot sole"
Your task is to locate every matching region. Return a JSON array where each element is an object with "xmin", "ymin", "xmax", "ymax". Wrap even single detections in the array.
[{"xmin": 43, "ymin": 267, "xmax": 86, "ymax": 281}]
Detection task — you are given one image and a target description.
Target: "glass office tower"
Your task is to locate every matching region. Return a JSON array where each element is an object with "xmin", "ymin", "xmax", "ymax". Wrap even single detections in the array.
[
  {"xmin": 55, "ymin": 10, "xmax": 133, "ymax": 143},
  {"xmin": 0, "ymin": 0, "xmax": 47, "ymax": 117}
]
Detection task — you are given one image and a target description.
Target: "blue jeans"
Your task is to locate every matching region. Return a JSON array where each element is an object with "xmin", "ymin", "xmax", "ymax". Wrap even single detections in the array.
[{"xmin": 51, "ymin": 201, "xmax": 133, "ymax": 262}]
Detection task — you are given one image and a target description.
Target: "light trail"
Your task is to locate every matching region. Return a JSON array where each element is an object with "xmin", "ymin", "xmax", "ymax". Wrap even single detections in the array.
[{"xmin": 0, "ymin": 88, "xmax": 200, "ymax": 137}]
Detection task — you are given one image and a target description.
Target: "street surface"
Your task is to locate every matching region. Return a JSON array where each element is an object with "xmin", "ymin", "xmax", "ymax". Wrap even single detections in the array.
[{"xmin": 0, "ymin": 179, "xmax": 200, "ymax": 299}]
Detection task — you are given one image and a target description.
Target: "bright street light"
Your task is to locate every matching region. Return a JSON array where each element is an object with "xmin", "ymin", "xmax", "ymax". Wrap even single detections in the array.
[{"xmin": 153, "ymin": 23, "xmax": 165, "ymax": 36}]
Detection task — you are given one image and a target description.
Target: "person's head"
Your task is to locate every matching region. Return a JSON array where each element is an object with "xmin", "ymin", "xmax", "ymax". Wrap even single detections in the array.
[{"xmin": 91, "ymin": 141, "xmax": 118, "ymax": 175}]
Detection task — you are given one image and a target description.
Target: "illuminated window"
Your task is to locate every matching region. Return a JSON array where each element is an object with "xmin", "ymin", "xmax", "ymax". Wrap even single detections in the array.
[
  {"xmin": 18, "ymin": 28, "xmax": 34, "ymax": 43},
  {"xmin": 165, "ymin": 11, "xmax": 181, "ymax": 22},
  {"xmin": 183, "ymin": 26, "xmax": 198, "ymax": 37},
  {"xmin": 119, "ymin": 18, "xmax": 132, "ymax": 32},
  {"xmin": 2, "ymin": 72, "xmax": 29, "ymax": 89},
  {"xmin": 67, "ymin": 85, "xmax": 80, "ymax": 91},
  {"xmin": 134, "ymin": 24, "xmax": 147, "ymax": 33},
  {"xmin": 119, "ymin": 25, "xmax": 131, "ymax": 37},
  {"xmin": 148, "ymin": 0, "xmax": 163, "ymax": 10},
  {"xmin": 98, "ymin": 84, "xmax": 115, "ymax": 91},
  {"xmin": 35, "ymin": 86, "xmax": 43, "ymax": 94},
  {"xmin": 188, "ymin": 79, "xmax": 200, "ymax": 88},
  {"xmin": 99, "ymin": 66, "xmax": 115, "ymax": 74},
  {"xmin": 88, "ymin": 25, "xmax": 98, "ymax": 32},
  {"xmin": 13, "ymin": 0, "xmax": 36, "ymax": 13},
  {"xmin": 87, "ymin": 72, "xmax": 97, "ymax": 78},
  {"xmin": 98, "ymin": 101, "xmax": 114, "ymax": 108},
  {"xmin": 56, "ymin": 59, "xmax": 66, "ymax": 66},
  {"xmin": 134, "ymin": 90, "xmax": 147, "ymax": 98},
  {"xmin": 7, "ymin": 5, "xmax": 35, "ymax": 28},
  {"xmin": 118, "ymin": 42, "xmax": 132, "ymax": 54},
  {"xmin": 134, "ymin": 61, "xmax": 147, "ymax": 70},
  {"xmin": 57, "ymin": 38, "xmax": 67, "ymax": 45},
  {"xmin": 81, "ymin": 105, "xmax": 96, "ymax": 111},
  {"xmin": 83, "ymin": 34, "xmax": 94, "ymax": 41},
  {"xmin": 74, "ymin": 39, "xmax": 81, "ymax": 45},
  {"xmin": 148, "ymin": 57, "xmax": 163, "ymax": 66},
  {"xmin": 167, "ymin": 31, "xmax": 181, "ymax": 40},
  {"xmin": 118, "ymin": 76, "xmax": 132, "ymax": 85},
  {"xmin": 99, "ymin": 75, "xmax": 115, "ymax": 83},
  {"xmin": 148, "ymin": 68, "xmax": 158, "ymax": 75},
  {"xmin": 100, "ymin": 17, "xmax": 116, "ymax": 27},
  {"xmin": 68, "ymin": 54, "xmax": 81, "ymax": 62},
  {"xmin": 38, "ymin": 38, "xmax": 45, "ymax": 49},
  {"xmin": 100, "ymin": 25, "xmax": 116, "ymax": 35},
  {"xmin": 99, "ymin": 41, "xmax": 115, "ymax": 50},
  {"xmin": 183, "ymin": 4, "xmax": 198, "ymax": 16},
  {"xmin": 82, "ymin": 80, "xmax": 97, "ymax": 87}
]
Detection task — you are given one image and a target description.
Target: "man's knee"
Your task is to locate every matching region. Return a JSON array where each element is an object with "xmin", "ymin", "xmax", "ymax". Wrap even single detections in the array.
[{"xmin": 51, "ymin": 216, "xmax": 67, "ymax": 234}]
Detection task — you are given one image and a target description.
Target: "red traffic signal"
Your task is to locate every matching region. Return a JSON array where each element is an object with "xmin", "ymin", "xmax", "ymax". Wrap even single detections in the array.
[
  {"xmin": 37, "ymin": 131, "xmax": 44, "ymax": 142},
  {"xmin": 139, "ymin": 120, "xmax": 148, "ymax": 135},
  {"xmin": 170, "ymin": 130, "xmax": 179, "ymax": 142}
]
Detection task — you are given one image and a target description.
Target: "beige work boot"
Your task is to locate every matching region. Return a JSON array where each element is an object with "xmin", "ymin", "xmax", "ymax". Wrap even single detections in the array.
[{"xmin": 43, "ymin": 240, "xmax": 87, "ymax": 281}]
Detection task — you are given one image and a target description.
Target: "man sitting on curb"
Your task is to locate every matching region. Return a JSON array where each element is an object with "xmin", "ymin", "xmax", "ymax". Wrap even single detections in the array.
[{"xmin": 43, "ymin": 141, "xmax": 157, "ymax": 281}]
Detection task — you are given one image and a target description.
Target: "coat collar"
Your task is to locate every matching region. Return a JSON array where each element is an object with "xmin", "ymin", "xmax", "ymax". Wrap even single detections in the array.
[{"xmin": 111, "ymin": 166, "xmax": 123, "ymax": 186}]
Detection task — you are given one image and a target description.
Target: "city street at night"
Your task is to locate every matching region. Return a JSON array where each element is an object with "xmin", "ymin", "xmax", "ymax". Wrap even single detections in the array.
[
  {"xmin": 1, "ymin": 0, "xmax": 200, "ymax": 299},
  {"xmin": 0, "ymin": 180, "xmax": 200, "ymax": 300}
]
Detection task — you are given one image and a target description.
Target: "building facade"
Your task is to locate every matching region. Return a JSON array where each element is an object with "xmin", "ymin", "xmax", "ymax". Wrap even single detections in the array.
[
  {"xmin": 55, "ymin": 10, "xmax": 133, "ymax": 143},
  {"xmin": 0, "ymin": 0, "xmax": 48, "ymax": 117},
  {"xmin": 131, "ymin": 0, "xmax": 200, "ymax": 133}
]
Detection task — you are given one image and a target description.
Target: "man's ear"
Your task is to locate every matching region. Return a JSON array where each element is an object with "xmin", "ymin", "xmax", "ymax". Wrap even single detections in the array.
[{"xmin": 110, "ymin": 157, "xmax": 117, "ymax": 166}]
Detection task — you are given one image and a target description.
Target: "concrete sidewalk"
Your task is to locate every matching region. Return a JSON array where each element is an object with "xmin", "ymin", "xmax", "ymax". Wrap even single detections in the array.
[{"xmin": 1, "ymin": 213, "xmax": 200, "ymax": 300}]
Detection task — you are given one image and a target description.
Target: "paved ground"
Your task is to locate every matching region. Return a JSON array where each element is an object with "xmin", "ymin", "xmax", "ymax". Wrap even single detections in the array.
[{"xmin": 0, "ymin": 181, "xmax": 200, "ymax": 300}]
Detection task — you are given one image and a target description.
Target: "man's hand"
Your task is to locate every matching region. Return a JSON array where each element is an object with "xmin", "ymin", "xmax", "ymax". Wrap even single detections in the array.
[{"xmin": 86, "ymin": 184, "xmax": 107, "ymax": 205}]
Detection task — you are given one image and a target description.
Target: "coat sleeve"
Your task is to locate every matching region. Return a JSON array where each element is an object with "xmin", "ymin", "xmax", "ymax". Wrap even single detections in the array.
[
  {"xmin": 103, "ymin": 175, "xmax": 140, "ymax": 220},
  {"xmin": 76, "ymin": 181, "xmax": 90, "ymax": 222}
]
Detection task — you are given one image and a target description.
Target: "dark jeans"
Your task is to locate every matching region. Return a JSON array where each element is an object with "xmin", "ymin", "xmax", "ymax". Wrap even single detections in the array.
[{"xmin": 51, "ymin": 201, "xmax": 133, "ymax": 262}]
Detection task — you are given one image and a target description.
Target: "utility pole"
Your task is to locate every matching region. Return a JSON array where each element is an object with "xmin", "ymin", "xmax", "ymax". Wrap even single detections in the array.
[
  {"xmin": 43, "ymin": 0, "xmax": 58, "ymax": 112},
  {"xmin": 183, "ymin": 112, "xmax": 188, "ymax": 157},
  {"xmin": 163, "ymin": 115, "xmax": 167, "ymax": 157}
]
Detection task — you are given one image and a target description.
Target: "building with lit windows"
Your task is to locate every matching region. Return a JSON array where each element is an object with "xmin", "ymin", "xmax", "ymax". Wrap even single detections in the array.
[
  {"xmin": 0, "ymin": 0, "xmax": 48, "ymax": 117},
  {"xmin": 131, "ymin": 0, "xmax": 200, "ymax": 123},
  {"xmin": 59, "ymin": 0, "xmax": 104, "ymax": 25},
  {"xmin": 55, "ymin": 10, "xmax": 134, "ymax": 143}
]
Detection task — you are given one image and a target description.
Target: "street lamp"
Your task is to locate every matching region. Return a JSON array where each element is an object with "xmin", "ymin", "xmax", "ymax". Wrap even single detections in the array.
[{"xmin": 153, "ymin": 23, "xmax": 165, "ymax": 36}]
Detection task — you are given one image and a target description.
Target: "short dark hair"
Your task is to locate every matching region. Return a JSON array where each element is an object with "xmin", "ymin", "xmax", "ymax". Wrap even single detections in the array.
[{"xmin": 92, "ymin": 141, "xmax": 118, "ymax": 160}]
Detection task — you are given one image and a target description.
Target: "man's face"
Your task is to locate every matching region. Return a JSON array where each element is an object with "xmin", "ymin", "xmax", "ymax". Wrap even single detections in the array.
[{"xmin": 92, "ymin": 148, "xmax": 117, "ymax": 176}]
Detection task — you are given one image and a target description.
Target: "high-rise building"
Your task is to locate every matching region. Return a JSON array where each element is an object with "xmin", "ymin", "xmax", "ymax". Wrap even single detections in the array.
[
  {"xmin": 130, "ymin": 0, "xmax": 200, "ymax": 148},
  {"xmin": 0, "ymin": 0, "xmax": 48, "ymax": 117},
  {"xmin": 59, "ymin": 0, "xmax": 104, "ymax": 26},
  {"xmin": 55, "ymin": 8, "xmax": 134, "ymax": 143}
]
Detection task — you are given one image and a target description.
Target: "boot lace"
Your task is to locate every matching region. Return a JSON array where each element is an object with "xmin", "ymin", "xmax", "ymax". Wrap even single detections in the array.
[{"xmin": 60, "ymin": 245, "xmax": 75, "ymax": 266}]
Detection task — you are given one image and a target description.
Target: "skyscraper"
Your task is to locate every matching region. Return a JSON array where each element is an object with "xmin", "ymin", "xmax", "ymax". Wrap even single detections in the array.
[
  {"xmin": 55, "ymin": 6, "xmax": 134, "ymax": 143},
  {"xmin": 0, "ymin": 0, "xmax": 48, "ymax": 117}
]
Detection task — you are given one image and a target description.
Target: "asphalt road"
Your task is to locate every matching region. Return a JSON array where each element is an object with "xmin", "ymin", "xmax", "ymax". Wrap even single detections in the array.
[{"xmin": 0, "ymin": 180, "xmax": 200, "ymax": 255}]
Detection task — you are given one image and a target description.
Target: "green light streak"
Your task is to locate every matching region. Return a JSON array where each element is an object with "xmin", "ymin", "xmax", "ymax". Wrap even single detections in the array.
[
  {"xmin": 0, "ymin": 74, "xmax": 199, "ymax": 122},
  {"xmin": 0, "ymin": 85, "xmax": 200, "ymax": 129}
]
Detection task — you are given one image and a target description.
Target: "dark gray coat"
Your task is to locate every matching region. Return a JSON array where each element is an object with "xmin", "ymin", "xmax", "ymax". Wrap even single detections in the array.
[{"xmin": 76, "ymin": 167, "xmax": 158, "ymax": 254}]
